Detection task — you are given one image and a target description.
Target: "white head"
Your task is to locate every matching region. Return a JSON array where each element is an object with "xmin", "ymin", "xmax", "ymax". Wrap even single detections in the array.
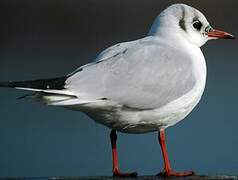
[{"xmin": 149, "ymin": 4, "xmax": 234, "ymax": 47}]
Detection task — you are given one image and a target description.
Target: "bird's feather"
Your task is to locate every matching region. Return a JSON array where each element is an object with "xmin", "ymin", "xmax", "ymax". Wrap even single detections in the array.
[
  {"xmin": 0, "ymin": 76, "xmax": 67, "ymax": 90},
  {"xmin": 0, "ymin": 76, "xmax": 77, "ymax": 104}
]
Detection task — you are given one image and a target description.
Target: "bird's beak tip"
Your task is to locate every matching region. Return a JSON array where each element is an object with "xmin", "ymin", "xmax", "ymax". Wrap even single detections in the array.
[{"xmin": 207, "ymin": 29, "xmax": 235, "ymax": 39}]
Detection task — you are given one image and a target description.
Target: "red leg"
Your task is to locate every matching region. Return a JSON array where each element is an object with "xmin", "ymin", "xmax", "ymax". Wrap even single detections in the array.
[
  {"xmin": 157, "ymin": 129, "xmax": 194, "ymax": 177},
  {"xmin": 110, "ymin": 130, "xmax": 137, "ymax": 177}
]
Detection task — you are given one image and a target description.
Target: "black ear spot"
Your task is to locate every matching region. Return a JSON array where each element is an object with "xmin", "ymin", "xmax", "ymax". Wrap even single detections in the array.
[
  {"xmin": 179, "ymin": 19, "xmax": 186, "ymax": 31},
  {"xmin": 193, "ymin": 20, "xmax": 203, "ymax": 31},
  {"xmin": 179, "ymin": 7, "xmax": 186, "ymax": 31}
]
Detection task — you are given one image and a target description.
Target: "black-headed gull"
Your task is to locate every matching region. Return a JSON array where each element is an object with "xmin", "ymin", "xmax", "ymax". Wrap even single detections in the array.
[{"xmin": 0, "ymin": 3, "xmax": 234, "ymax": 177}]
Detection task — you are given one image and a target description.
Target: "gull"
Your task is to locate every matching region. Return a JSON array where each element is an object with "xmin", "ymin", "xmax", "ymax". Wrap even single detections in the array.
[{"xmin": 0, "ymin": 3, "xmax": 234, "ymax": 177}]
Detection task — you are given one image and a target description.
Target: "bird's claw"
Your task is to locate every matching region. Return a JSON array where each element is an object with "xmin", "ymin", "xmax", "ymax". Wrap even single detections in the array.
[
  {"xmin": 113, "ymin": 168, "xmax": 138, "ymax": 177},
  {"xmin": 157, "ymin": 170, "xmax": 195, "ymax": 177}
]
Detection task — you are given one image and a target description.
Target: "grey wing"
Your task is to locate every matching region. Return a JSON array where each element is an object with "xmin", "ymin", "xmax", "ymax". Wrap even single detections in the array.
[
  {"xmin": 68, "ymin": 40, "xmax": 136, "ymax": 76},
  {"xmin": 95, "ymin": 40, "xmax": 137, "ymax": 62},
  {"xmin": 65, "ymin": 39, "xmax": 196, "ymax": 109}
]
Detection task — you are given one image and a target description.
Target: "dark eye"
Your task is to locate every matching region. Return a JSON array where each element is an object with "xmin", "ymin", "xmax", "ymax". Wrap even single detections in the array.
[{"xmin": 193, "ymin": 21, "xmax": 202, "ymax": 31}]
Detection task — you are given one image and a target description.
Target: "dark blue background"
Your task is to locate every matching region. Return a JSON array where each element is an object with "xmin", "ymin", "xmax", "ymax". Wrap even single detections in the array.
[{"xmin": 0, "ymin": 0, "xmax": 237, "ymax": 177}]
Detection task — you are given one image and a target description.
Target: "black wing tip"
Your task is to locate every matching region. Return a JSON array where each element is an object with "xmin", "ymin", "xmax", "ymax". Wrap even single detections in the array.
[{"xmin": 0, "ymin": 76, "xmax": 68, "ymax": 90}]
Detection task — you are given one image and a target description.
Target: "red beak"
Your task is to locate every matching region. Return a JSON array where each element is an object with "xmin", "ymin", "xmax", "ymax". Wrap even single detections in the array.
[{"xmin": 207, "ymin": 29, "xmax": 234, "ymax": 39}]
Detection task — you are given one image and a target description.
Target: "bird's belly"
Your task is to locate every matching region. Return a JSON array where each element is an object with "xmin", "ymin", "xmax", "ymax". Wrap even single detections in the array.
[{"xmin": 70, "ymin": 79, "xmax": 205, "ymax": 134}]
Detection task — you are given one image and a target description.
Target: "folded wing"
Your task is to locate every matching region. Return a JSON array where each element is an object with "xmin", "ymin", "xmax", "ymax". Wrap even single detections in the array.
[{"xmin": 66, "ymin": 37, "xmax": 196, "ymax": 109}]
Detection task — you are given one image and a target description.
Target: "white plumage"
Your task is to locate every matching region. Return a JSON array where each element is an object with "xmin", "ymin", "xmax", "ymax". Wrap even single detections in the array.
[{"xmin": 47, "ymin": 4, "xmax": 208, "ymax": 133}]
